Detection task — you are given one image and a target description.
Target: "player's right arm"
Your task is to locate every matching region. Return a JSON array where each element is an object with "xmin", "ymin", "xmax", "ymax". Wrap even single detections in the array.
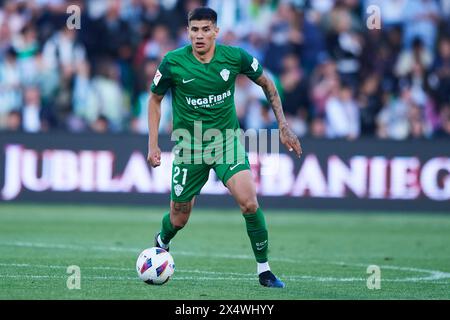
[
  {"xmin": 147, "ymin": 93, "xmax": 164, "ymax": 167},
  {"xmin": 147, "ymin": 55, "xmax": 173, "ymax": 168}
]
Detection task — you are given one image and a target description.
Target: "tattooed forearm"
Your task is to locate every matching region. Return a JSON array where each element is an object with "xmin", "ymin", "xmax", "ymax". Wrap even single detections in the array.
[
  {"xmin": 255, "ymin": 73, "xmax": 287, "ymax": 127},
  {"xmin": 255, "ymin": 72, "xmax": 303, "ymax": 157}
]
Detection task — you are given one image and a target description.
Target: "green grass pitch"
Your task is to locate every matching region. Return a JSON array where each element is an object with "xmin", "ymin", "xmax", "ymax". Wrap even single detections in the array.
[{"xmin": 0, "ymin": 203, "xmax": 449, "ymax": 299}]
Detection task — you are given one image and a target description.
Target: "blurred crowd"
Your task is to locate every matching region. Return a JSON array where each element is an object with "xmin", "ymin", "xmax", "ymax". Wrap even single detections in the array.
[{"xmin": 1, "ymin": 0, "xmax": 450, "ymax": 139}]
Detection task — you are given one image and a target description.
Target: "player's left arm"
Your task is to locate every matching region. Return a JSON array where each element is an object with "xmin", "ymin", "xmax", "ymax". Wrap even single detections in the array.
[{"xmin": 254, "ymin": 72, "xmax": 302, "ymax": 158}]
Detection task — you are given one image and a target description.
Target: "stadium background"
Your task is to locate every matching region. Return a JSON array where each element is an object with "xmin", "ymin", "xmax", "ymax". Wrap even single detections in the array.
[
  {"xmin": 0, "ymin": 0, "xmax": 449, "ymax": 300},
  {"xmin": 0, "ymin": 0, "xmax": 449, "ymax": 209}
]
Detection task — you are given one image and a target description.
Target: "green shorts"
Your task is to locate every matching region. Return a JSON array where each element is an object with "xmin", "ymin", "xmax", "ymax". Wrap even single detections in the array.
[{"xmin": 170, "ymin": 154, "xmax": 250, "ymax": 203}]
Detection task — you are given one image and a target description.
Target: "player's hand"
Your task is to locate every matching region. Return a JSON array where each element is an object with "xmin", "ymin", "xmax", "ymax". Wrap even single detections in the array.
[
  {"xmin": 147, "ymin": 146, "xmax": 161, "ymax": 167},
  {"xmin": 280, "ymin": 124, "xmax": 302, "ymax": 158}
]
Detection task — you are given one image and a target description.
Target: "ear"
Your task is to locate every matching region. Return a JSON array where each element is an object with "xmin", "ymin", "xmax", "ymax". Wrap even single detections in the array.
[{"xmin": 214, "ymin": 26, "xmax": 220, "ymax": 39}]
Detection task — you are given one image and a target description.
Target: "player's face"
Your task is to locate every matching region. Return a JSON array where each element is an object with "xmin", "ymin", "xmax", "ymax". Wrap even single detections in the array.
[{"xmin": 188, "ymin": 20, "xmax": 219, "ymax": 55}]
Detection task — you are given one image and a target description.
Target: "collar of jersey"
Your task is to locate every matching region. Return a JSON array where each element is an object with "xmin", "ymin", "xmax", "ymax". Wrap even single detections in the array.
[{"xmin": 187, "ymin": 44, "xmax": 218, "ymax": 65}]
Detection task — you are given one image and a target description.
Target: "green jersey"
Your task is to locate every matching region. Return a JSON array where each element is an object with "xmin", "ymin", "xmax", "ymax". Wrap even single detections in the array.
[
  {"xmin": 151, "ymin": 44, "xmax": 263, "ymax": 158},
  {"xmin": 151, "ymin": 44, "xmax": 262, "ymax": 198}
]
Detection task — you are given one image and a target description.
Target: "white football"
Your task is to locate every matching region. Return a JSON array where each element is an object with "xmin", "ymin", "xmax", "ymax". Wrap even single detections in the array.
[{"xmin": 136, "ymin": 247, "xmax": 175, "ymax": 285}]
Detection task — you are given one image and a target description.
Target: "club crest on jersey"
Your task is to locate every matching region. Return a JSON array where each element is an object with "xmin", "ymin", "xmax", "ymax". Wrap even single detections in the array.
[
  {"xmin": 153, "ymin": 69, "xmax": 162, "ymax": 86},
  {"xmin": 174, "ymin": 184, "xmax": 183, "ymax": 197},
  {"xmin": 251, "ymin": 58, "xmax": 259, "ymax": 72},
  {"xmin": 220, "ymin": 69, "xmax": 230, "ymax": 81}
]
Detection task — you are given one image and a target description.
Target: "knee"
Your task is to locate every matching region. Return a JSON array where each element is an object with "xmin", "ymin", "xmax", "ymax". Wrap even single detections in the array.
[{"xmin": 240, "ymin": 198, "xmax": 259, "ymax": 214}]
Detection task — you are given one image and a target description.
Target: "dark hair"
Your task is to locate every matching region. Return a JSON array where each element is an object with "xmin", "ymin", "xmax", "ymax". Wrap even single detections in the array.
[{"xmin": 188, "ymin": 7, "xmax": 217, "ymax": 25}]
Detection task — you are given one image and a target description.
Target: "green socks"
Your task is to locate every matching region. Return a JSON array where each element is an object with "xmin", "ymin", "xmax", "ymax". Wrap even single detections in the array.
[
  {"xmin": 243, "ymin": 208, "xmax": 269, "ymax": 263},
  {"xmin": 160, "ymin": 209, "xmax": 269, "ymax": 264},
  {"xmin": 160, "ymin": 213, "xmax": 180, "ymax": 245}
]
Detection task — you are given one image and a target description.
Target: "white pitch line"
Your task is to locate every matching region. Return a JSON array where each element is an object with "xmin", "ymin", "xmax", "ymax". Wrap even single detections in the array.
[
  {"xmin": 319, "ymin": 261, "xmax": 450, "ymax": 283},
  {"xmin": 0, "ymin": 274, "xmax": 258, "ymax": 282},
  {"xmin": 0, "ymin": 241, "xmax": 303, "ymax": 263},
  {"xmin": 0, "ymin": 263, "xmax": 256, "ymax": 277},
  {"xmin": 0, "ymin": 273, "xmax": 449, "ymax": 284},
  {"xmin": 0, "ymin": 241, "xmax": 138, "ymax": 253},
  {"xmin": 1, "ymin": 262, "xmax": 449, "ymax": 284},
  {"xmin": 1, "ymin": 241, "xmax": 450, "ymax": 283},
  {"xmin": 0, "ymin": 263, "xmax": 375, "ymax": 282},
  {"xmin": 2, "ymin": 262, "xmax": 448, "ymax": 283}
]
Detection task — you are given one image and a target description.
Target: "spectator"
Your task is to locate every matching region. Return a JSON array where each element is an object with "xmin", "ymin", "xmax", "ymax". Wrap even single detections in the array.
[
  {"xmin": 310, "ymin": 57, "xmax": 340, "ymax": 117},
  {"xmin": 434, "ymin": 103, "xmax": 450, "ymax": 137},
  {"xmin": 221, "ymin": 30, "xmax": 239, "ymax": 46},
  {"xmin": 299, "ymin": 7, "xmax": 327, "ymax": 74},
  {"xmin": 310, "ymin": 116, "xmax": 327, "ymax": 138},
  {"xmin": 22, "ymin": 86, "xmax": 43, "ymax": 133},
  {"xmin": 441, "ymin": 0, "xmax": 450, "ymax": 18},
  {"xmin": 5, "ymin": 110, "xmax": 22, "ymax": 131},
  {"xmin": 402, "ymin": 0, "xmax": 440, "ymax": 51},
  {"xmin": 431, "ymin": 36, "xmax": 450, "ymax": 107},
  {"xmin": 83, "ymin": 60, "xmax": 127, "ymax": 132},
  {"xmin": 366, "ymin": 26, "xmax": 402, "ymax": 91},
  {"xmin": 325, "ymin": 83, "xmax": 360, "ymax": 139},
  {"xmin": 0, "ymin": 20, "xmax": 12, "ymax": 57},
  {"xmin": 234, "ymin": 75, "xmax": 252, "ymax": 130},
  {"xmin": 96, "ymin": 0, "xmax": 133, "ymax": 63},
  {"xmin": 356, "ymin": 74, "xmax": 382, "ymax": 135},
  {"xmin": 0, "ymin": 47, "xmax": 21, "ymax": 128},
  {"xmin": 72, "ymin": 60, "xmax": 92, "ymax": 131},
  {"xmin": 408, "ymin": 102, "xmax": 432, "ymax": 138},
  {"xmin": 244, "ymin": 71, "xmax": 278, "ymax": 130},
  {"xmin": 91, "ymin": 114, "xmax": 110, "ymax": 134},
  {"xmin": 247, "ymin": 0, "xmax": 278, "ymax": 38},
  {"xmin": 42, "ymin": 27, "xmax": 86, "ymax": 77},
  {"xmin": 13, "ymin": 24, "xmax": 39, "ymax": 60},
  {"xmin": 369, "ymin": 0, "xmax": 407, "ymax": 28},
  {"xmin": 139, "ymin": 0, "xmax": 171, "ymax": 31},
  {"xmin": 395, "ymin": 37, "xmax": 433, "ymax": 78},
  {"xmin": 131, "ymin": 58, "xmax": 172, "ymax": 134},
  {"xmin": 376, "ymin": 88, "xmax": 411, "ymax": 140},
  {"xmin": 263, "ymin": 2, "xmax": 303, "ymax": 75},
  {"xmin": 208, "ymin": 0, "xmax": 251, "ymax": 37},
  {"xmin": 325, "ymin": 6, "xmax": 363, "ymax": 86},
  {"xmin": 0, "ymin": 0, "xmax": 448, "ymax": 139},
  {"xmin": 0, "ymin": 0, "xmax": 28, "ymax": 36},
  {"xmin": 143, "ymin": 24, "xmax": 174, "ymax": 61},
  {"xmin": 33, "ymin": 50, "xmax": 60, "ymax": 108},
  {"xmin": 279, "ymin": 53, "xmax": 309, "ymax": 136},
  {"xmin": 309, "ymin": 0, "xmax": 335, "ymax": 16},
  {"xmin": 15, "ymin": 25, "xmax": 40, "ymax": 86},
  {"xmin": 237, "ymin": 31, "xmax": 265, "ymax": 63}
]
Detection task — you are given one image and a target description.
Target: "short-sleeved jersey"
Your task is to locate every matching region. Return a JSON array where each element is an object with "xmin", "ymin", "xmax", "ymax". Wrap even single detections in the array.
[{"xmin": 151, "ymin": 44, "xmax": 263, "ymax": 154}]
